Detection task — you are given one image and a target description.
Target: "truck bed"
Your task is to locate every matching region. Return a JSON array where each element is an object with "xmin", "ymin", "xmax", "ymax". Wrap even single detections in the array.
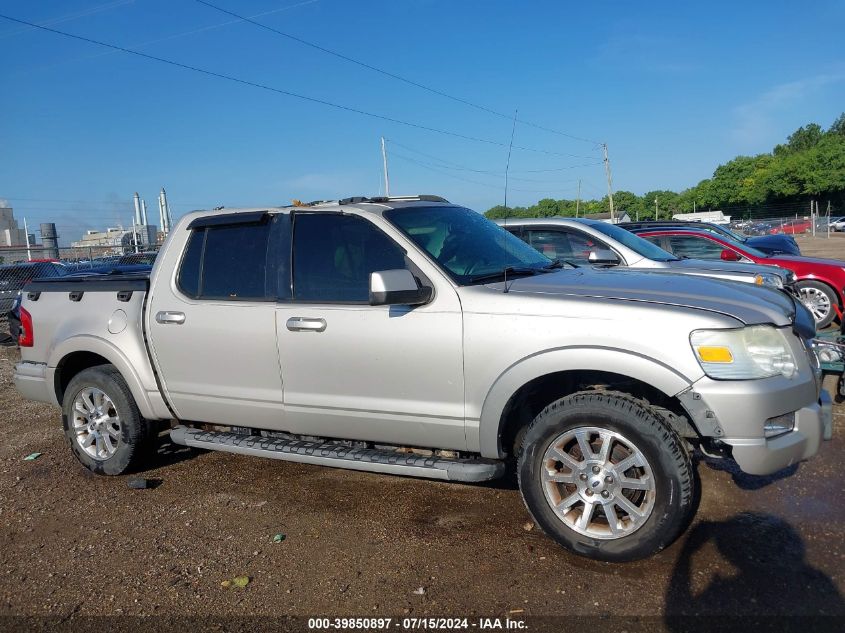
[{"xmin": 18, "ymin": 270, "xmax": 171, "ymax": 420}]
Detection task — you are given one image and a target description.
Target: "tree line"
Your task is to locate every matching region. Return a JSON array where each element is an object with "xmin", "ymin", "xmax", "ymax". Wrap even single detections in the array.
[{"xmin": 485, "ymin": 113, "xmax": 845, "ymax": 220}]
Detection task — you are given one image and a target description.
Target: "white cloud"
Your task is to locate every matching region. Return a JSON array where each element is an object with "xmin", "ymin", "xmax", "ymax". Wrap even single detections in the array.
[{"xmin": 731, "ymin": 72, "xmax": 845, "ymax": 148}]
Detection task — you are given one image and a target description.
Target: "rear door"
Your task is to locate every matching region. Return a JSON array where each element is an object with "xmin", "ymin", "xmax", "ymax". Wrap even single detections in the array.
[{"xmin": 147, "ymin": 213, "xmax": 285, "ymax": 427}]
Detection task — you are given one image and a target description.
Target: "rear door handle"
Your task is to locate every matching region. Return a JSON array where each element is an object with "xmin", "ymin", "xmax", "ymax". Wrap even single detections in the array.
[
  {"xmin": 286, "ymin": 317, "xmax": 326, "ymax": 332},
  {"xmin": 156, "ymin": 311, "xmax": 186, "ymax": 325}
]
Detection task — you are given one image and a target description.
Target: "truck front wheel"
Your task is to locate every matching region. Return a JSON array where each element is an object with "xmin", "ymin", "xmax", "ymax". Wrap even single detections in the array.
[
  {"xmin": 517, "ymin": 391, "xmax": 694, "ymax": 562},
  {"xmin": 62, "ymin": 365, "xmax": 155, "ymax": 475}
]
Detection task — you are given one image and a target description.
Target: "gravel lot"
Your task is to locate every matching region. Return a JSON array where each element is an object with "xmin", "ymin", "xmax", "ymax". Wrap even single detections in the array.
[{"xmin": 0, "ymin": 234, "xmax": 843, "ymax": 629}]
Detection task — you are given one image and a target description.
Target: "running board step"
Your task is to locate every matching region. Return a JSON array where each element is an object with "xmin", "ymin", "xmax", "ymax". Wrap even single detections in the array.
[{"xmin": 169, "ymin": 426, "xmax": 505, "ymax": 483}]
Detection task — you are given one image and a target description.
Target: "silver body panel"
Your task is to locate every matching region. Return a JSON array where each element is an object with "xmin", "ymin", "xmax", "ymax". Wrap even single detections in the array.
[{"xmin": 15, "ymin": 200, "xmax": 828, "ymax": 477}]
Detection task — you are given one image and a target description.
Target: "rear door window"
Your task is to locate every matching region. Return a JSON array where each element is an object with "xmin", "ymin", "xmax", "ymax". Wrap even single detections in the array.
[
  {"xmin": 177, "ymin": 220, "xmax": 272, "ymax": 300},
  {"xmin": 526, "ymin": 229, "xmax": 600, "ymax": 264},
  {"xmin": 667, "ymin": 235, "xmax": 726, "ymax": 260}
]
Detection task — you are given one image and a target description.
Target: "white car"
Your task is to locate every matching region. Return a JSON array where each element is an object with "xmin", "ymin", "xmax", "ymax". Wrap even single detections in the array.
[{"xmin": 829, "ymin": 217, "xmax": 845, "ymax": 232}]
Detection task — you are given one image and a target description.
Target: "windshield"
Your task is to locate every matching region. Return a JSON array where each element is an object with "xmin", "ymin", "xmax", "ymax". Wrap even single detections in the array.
[
  {"xmin": 713, "ymin": 233, "xmax": 770, "ymax": 258},
  {"xmin": 385, "ymin": 206, "xmax": 553, "ymax": 284},
  {"xmin": 708, "ymin": 224, "xmax": 749, "ymax": 243},
  {"xmin": 589, "ymin": 222, "xmax": 679, "ymax": 261}
]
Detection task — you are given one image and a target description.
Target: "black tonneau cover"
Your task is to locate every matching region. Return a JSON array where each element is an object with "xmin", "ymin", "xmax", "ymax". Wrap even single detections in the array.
[{"xmin": 23, "ymin": 272, "xmax": 150, "ymax": 293}]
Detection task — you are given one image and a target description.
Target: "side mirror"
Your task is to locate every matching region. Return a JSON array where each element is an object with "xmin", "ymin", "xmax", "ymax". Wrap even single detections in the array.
[
  {"xmin": 720, "ymin": 249, "xmax": 740, "ymax": 261},
  {"xmin": 369, "ymin": 269, "xmax": 432, "ymax": 306},
  {"xmin": 588, "ymin": 249, "xmax": 620, "ymax": 265}
]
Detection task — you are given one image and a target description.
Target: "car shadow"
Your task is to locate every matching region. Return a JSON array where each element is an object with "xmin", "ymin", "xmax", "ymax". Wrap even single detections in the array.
[
  {"xmin": 148, "ymin": 430, "xmax": 202, "ymax": 470},
  {"xmin": 699, "ymin": 453, "xmax": 799, "ymax": 490},
  {"xmin": 665, "ymin": 512, "xmax": 844, "ymax": 628}
]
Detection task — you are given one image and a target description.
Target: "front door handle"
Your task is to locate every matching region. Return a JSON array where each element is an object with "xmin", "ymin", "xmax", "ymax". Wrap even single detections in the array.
[
  {"xmin": 156, "ymin": 311, "xmax": 186, "ymax": 325},
  {"xmin": 286, "ymin": 317, "xmax": 326, "ymax": 332}
]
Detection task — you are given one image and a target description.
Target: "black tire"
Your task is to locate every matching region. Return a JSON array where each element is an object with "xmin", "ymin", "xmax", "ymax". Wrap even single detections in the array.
[
  {"xmin": 517, "ymin": 391, "xmax": 694, "ymax": 562},
  {"xmin": 796, "ymin": 280, "xmax": 838, "ymax": 329},
  {"xmin": 62, "ymin": 365, "xmax": 155, "ymax": 476}
]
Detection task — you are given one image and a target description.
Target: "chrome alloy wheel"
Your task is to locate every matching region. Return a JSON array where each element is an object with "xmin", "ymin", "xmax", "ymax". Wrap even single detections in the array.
[
  {"xmin": 72, "ymin": 387, "xmax": 122, "ymax": 460},
  {"xmin": 799, "ymin": 286, "xmax": 831, "ymax": 323},
  {"xmin": 540, "ymin": 426, "xmax": 656, "ymax": 540}
]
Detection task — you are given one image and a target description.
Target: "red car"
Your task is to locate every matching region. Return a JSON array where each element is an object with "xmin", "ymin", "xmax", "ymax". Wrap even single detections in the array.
[
  {"xmin": 771, "ymin": 219, "xmax": 811, "ymax": 235},
  {"xmin": 634, "ymin": 228, "xmax": 845, "ymax": 328}
]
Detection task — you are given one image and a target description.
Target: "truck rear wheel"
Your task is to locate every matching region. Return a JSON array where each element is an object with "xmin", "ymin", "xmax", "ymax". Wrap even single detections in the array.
[
  {"xmin": 517, "ymin": 391, "xmax": 694, "ymax": 562},
  {"xmin": 62, "ymin": 365, "xmax": 155, "ymax": 476}
]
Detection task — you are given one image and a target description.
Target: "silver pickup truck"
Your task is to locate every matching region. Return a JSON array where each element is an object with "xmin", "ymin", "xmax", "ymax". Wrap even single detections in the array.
[{"xmin": 13, "ymin": 195, "xmax": 832, "ymax": 562}]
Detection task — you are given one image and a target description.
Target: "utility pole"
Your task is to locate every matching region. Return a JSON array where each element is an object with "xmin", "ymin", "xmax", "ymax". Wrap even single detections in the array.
[
  {"xmin": 576, "ymin": 179, "xmax": 581, "ymax": 217},
  {"xmin": 602, "ymin": 143, "xmax": 615, "ymax": 221},
  {"xmin": 655, "ymin": 197, "xmax": 659, "ymax": 220},
  {"xmin": 131, "ymin": 216, "xmax": 139, "ymax": 254},
  {"xmin": 828, "ymin": 200, "xmax": 832, "ymax": 238},
  {"xmin": 23, "ymin": 217, "xmax": 31, "ymax": 261},
  {"xmin": 380, "ymin": 136, "xmax": 390, "ymax": 197}
]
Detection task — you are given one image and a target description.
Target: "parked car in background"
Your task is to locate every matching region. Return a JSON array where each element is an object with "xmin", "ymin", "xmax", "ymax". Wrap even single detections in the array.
[
  {"xmin": 771, "ymin": 218, "xmax": 811, "ymax": 235},
  {"xmin": 829, "ymin": 217, "xmax": 845, "ymax": 232},
  {"xmin": 495, "ymin": 217, "xmax": 796, "ymax": 292},
  {"xmin": 0, "ymin": 261, "xmax": 66, "ymax": 314},
  {"xmin": 633, "ymin": 227, "xmax": 845, "ymax": 328},
  {"xmin": 119, "ymin": 251, "xmax": 158, "ymax": 266},
  {"xmin": 619, "ymin": 220, "xmax": 800, "ymax": 256}
]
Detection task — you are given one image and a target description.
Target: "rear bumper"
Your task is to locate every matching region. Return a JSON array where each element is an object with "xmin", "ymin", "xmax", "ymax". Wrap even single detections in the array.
[
  {"xmin": 13, "ymin": 362, "xmax": 56, "ymax": 406},
  {"xmin": 724, "ymin": 389, "xmax": 832, "ymax": 475}
]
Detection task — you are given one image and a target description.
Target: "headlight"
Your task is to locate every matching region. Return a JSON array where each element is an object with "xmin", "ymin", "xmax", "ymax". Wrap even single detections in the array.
[
  {"xmin": 754, "ymin": 273, "xmax": 784, "ymax": 289},
  {"xmin": 690, "ymin": 326, "xmax": 797, "ymax": 380}
]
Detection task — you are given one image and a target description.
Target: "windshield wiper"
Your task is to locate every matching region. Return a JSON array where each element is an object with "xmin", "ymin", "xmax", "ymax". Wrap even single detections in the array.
[
  {"xmin": 544, "ymin": 258, "xmax": 579, "ymax": 269},
  {"xmin": 469, "ymin": 267, "xmax": 540, "ymax": 284}
]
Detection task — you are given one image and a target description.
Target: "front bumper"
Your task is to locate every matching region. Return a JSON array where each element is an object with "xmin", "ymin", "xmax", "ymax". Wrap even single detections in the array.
[
  {"xmin": 13, "ymin": 362, "xmax": 55, "ymax": 405},
  {"xmin": 724, "ymin": 389, "xmax": 831, "ymax": 475},
  {"xmin": 686, "ymin": 353, "xmax": 831, "ymax": 476}
]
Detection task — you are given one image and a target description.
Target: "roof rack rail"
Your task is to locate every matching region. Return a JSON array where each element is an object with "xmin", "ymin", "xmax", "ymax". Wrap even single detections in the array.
[{"xmin": 337, "ymin": 195, "xmax": 450, "ymax": 205}]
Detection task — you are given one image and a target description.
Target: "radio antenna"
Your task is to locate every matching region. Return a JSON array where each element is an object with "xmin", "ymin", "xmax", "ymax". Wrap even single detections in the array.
[{"xmin": 503, "ymin": 109, "xmax": 518, "ymax": 210}]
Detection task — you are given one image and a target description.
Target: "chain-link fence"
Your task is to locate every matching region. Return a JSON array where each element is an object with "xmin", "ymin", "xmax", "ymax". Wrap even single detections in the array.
[
  {"xmin": 728, "ymin": 215, "xmax": 840, "ymax": 237},
  {"xmin": 0, "ymin": 245, "xmax": 159, "ymax": 342}
]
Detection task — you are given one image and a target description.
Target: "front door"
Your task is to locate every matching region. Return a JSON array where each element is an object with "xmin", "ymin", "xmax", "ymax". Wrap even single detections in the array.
[
  {"xmin": 274, "ymin": 211, "xmax": 466, "ymax": 450},
  {"xmin": 147, "ymin": 213, "xmax": 284, "ymax": 427}
]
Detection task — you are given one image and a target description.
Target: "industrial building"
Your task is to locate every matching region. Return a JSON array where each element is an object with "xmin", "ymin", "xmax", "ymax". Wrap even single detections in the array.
[
  {"xmin": 0, "ymin": 206, "xmax": 28, "ymax": 246},
  {"xmin": 70, "ymin": 188, "xmax": 173, "ymax": 250}
]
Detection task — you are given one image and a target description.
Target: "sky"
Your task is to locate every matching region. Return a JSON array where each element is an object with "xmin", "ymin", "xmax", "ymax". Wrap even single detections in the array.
[{"xmin": 1, "ymin": 0, "xmax": 844, "ymax": 244}]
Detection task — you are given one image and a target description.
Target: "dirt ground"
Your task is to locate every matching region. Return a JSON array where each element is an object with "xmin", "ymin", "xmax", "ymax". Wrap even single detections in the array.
[{"xmin": 0, "ymin": 234, "xmax": 843, "ymax": 630}]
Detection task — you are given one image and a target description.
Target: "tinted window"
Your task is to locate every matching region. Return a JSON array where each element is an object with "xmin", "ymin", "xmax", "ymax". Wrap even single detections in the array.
[
  {"xmin": 177, "ymin": 221, "xmax": 271, "ymax": 300},
  {"xmin": 177, "ymin": 230, "xmax": 204, "ymax": 297},
  {"xmin": 527, "ymin": 229, "xmax": 601, "ymax": 264},
  {"xmin": 293, "ymin": 213, "xmax": 407, "ymax": 302},
  {"xmin": 589, "ymin": 222, "xmax": 678, "ymax": 261},
  {"xmin": 667, "ymin": 234, "xmax": 729, "ymax": 260}
]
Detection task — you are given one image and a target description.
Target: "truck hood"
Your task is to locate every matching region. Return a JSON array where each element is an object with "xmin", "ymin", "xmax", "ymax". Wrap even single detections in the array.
[
  {"xmin": 666, "ymin": 257, "xmax": 790, "ymax": 280},
  {"xmin": 497, "ymin": 268, "xmax": 795, "ymax": 326}
]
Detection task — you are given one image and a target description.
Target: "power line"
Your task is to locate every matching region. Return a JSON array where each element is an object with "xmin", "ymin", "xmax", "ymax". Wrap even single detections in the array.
[
  {"xmin": 2, "ymin": 196, "xmax": 212, "ymax": 207},
  {"xmin": 387, "ymin": 149, "xmax": 581, "ymax": 185},
  {"xmin": 0, "ymin": 12, "xmax": 590, "ymax": 159},
  {"xmin": 387, "ymin": 139, "xmax": 603, "ymax": 177},
  {"xmin": 0, "ymin": 0, "xmax": 135, "ymax": 40},
  {"xmin": 10, "ymin": 0, "xmax": 321, "ymax": 76},
  {"xmin": 193, "ymin": 0, "xmax": 603, "ymax": 147},
  {"xmin": 392, "ymin": 152, "xmax": 581, "ymax": 195}
]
